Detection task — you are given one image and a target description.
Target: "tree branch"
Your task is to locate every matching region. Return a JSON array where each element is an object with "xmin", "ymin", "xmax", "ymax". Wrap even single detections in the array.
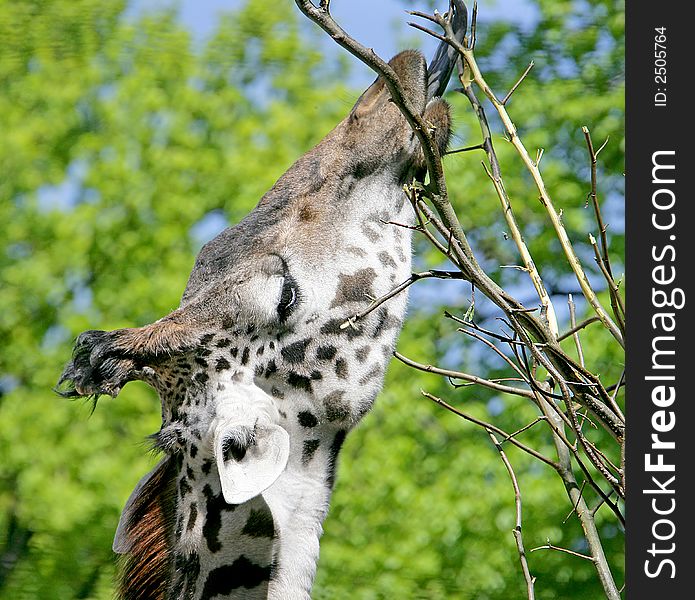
[{"xmin": 488, "ymin": 430, "xmax": 536, "ymax": 599}]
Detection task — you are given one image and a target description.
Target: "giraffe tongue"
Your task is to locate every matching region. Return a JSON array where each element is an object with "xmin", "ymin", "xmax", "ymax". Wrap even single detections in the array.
[{"xmin": 214, "ymin": 422, "xmax": 290, "ymax": 505}]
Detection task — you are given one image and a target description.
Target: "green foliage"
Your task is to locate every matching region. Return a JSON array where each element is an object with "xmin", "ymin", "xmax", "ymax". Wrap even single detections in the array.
[{"xmin": 1, "ymin": 0, "xmax": 623, "ymax": 598}]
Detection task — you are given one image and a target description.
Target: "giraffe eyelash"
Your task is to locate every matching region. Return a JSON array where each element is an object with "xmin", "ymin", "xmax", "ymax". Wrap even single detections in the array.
[{"xmin": 277, "ymin": 273, "xmax": 300, "ymax": 323}]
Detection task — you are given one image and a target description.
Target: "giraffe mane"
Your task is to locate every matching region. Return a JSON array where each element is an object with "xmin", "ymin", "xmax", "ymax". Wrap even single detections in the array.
[{"xmin": 116, "ymin": 456, "xmax": 177, "ymax": 600}]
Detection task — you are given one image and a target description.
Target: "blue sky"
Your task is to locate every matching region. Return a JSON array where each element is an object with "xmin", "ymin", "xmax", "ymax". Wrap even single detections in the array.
[
  {"xmin": 41, "ymin": 1, "xmax": 537, "ymax": 213},
  {"xmin": 168, "ymin": 0, "xmax": 535, "ymax": 46},
  {"xmin": 128, "ymin": 0, "xmax": 537, "ymax": 86}
]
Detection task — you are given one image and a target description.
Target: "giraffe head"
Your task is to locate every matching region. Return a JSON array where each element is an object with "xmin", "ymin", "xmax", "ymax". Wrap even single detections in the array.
[
  {"xmin": 178, "ymin": 46, "xmax": 453, "ymax": 320},
  {"xmin": 149, "ymin": 47, "xmax": 454, "ymax": 501},
  {"xmin": 58, "ymin": 3, "xmax": 467, "ymax": 597}
]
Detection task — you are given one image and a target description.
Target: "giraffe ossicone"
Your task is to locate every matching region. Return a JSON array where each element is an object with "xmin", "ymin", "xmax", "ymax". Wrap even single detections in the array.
[{"xmin": 58, "ymin": 3, "xmax": 466, "ymax": 598}]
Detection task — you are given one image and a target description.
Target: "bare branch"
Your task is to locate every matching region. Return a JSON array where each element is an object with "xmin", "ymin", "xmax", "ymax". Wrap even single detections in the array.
[
  {"xmin": 557, "ymin": 316, "xmax": 601, "ymax": 342},
  {"xmin": 341, "ymin": 270, "xmax": 463, "ymax": 329},
  {"xmin": 562, "ymin": 480, "xmax": 587, "ymax": 524},
  {"xmin": 501, "ymin": 61, "xmax": 534, "ymax": 105},
  {"xmin": 395, "ymin": 352, "xmax": 536, "ymax": 399},
  {"xmin": 470, "ymin": 0, "xmax": 478, "ymax": 49},
  {"xmin": 436, "ymin": 16, "xmax": 625, "ymax": 347},
  {"xmin": 488, "ymin": 430, "xmax": 536, "ymax": 599},
  {"xmin": 422, "ymin": 391, "xmax": 559, "ymax": 470},
  {"xmin": 590, "ymin": 234, "xmax": 626, "ymax": 336},
  {"xmin": 567, "ymin": 294, "xmax": 585, "ymax": 367},
  {"xmin": 445, "ymin": 143, "xmax": 486, "ymax": 155},
  {"xmin": 582, "ymin": 126, "xmax": 611, "ymax": 276},
  {"xmin": 502, "ymin": 417, "xmax": 548, "ymax": 442},
  {"xmin": 530, "ymin": 542, "xmax": 595, "ymax": 562},
  {"xmin": 533, "ymin": 386, "xmax": 621, "ymax": 598}
]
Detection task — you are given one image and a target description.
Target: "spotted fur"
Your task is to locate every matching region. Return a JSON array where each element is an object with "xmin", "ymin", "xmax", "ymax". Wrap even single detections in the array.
[{"xmin": 57, "ymin": 4, "xmax": 466, "ymax": 597}]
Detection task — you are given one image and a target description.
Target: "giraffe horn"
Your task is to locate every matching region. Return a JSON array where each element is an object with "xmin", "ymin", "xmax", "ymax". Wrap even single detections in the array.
[{"xmin": 425, "ymin": 0, "xmax": 468, "ymax": 100}]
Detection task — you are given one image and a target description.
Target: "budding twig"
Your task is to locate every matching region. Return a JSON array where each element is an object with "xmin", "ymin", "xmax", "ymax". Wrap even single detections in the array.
[
  {"xmin": 501, "ymin": 61, "xmax": 535, "ymax": 105},
  {"xmin": 487, "ymin": 430, "xmax": 536, "ymax": 599}
]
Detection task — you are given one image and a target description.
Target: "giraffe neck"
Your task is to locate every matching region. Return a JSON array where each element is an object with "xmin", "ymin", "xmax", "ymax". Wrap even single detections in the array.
[
  {"xmin": 117, "ymin": 176, "xmax": 415, "ymax": 600},
  {"xmin": 119, "ymin": 380, "xmax": 339, "ymax": 600},
  {"xmin": 170, "ymin": 458, "xmax": 332, "ymax": 600}
]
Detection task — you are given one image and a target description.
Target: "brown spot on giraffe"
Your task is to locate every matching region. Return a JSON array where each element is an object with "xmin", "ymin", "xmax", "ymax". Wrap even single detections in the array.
[{"xmin": 329, "ymin": 268, "xmax": 377, "ymax": 308}]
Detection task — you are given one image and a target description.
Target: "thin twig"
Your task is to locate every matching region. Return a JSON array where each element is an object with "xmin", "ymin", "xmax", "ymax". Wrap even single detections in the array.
[
  {"xmin": 557, "ymin": 316, "xmax": 601, "ymax": 342},
  {"xmin": 567, "ymin": 294, "xmax": 585, "ymax": 367},
  {"xmin": 445, "ymin": 143, "xmax": 485, "ymax": 155},
  {"xmin": 450, "ymin": 376, "xmax": 527, "ymax": 388},
  {"xmin": 488, "ymin": 430, "xmax": 536, "ymax": 599},
  {"xmin": 607, "ymin": 370, "xmax": 625, "ymax": 424},
  {"xmin": 582, "ymin": 126, "xmax": 611, "ymax": 276},
  {"xmin": 341, "ymin": 270, "xmax": 463, "ymax": 329},
  {"xmin": 502, "ymin": 417, "xmax": 547, "ymax": 443},
  {"xmin": 590, "ymin": 489, "xmax": 617, "ymax": 517},
  {"xmin": 408, "ymin": 21, "xmax": 449, "ymax": 45},
  {"xmin": 562, "ymin": 480, "xmax": 587, "ymax": 524},
  {"xmin": 501, "ymin": 61, "xmax": 534, "ymax": 105},
  {"xmin": 422, "ymin": 391, "xmax": 559, "ymax": 470},
  {"xmin": 395, "ymin": 352, "xmax": 536, "ymax": 400},
  {"xmin": 457, "ymin": 327, "xmax": 530, "ymax": 380},
  {"xmin": 407, "ymin": 186, "xmax": 463, "ymax": 267},
  {"xmin": 589, "ymin": 234, "xmax": 626, "ymax": 336},
  {"xmin": 458, "ymin": 72, "xmax": 559, "ymax": 336},
  {"xmin": 470, "ymin": 0, "xmax": 478, "ymax": 49},
  {"xmin": 530, "ymin": 542, "xmax": 595, "ymax": 562}
]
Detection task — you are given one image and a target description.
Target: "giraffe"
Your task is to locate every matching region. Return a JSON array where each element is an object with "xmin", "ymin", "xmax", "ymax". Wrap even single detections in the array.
[{"xmin": 58, "ymin": 5, "xmax": 465, "ymax": 599}]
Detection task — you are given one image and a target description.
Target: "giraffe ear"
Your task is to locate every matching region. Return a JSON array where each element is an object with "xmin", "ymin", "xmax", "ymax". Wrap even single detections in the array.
[{"xmin": 213, "ymin": 422, "xmax": 290, "ymax": 505}]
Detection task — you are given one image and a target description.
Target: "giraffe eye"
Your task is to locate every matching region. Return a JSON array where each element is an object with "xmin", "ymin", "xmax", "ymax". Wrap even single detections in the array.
[{"xmin": 277, "ymin": 274, "xmax": 299, "ymax": 322}]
